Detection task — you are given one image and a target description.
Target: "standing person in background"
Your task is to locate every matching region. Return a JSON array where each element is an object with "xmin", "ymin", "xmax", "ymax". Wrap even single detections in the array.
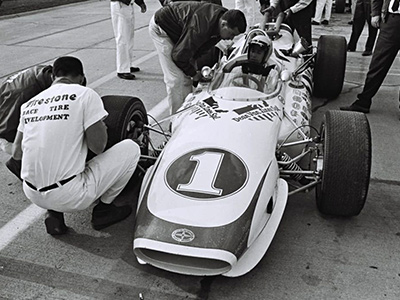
[
  {"xmin": 12, "ymin": 56, "xmax": 141, "ymax": 235},
  {"xmin": 260, "ymin": 0, "xmax": 315, "ymax": 45},
  {"xmin": 149, "ymin": 2, "xmax": 246, "ymax": 115},
  {"xmin": 110, "ymin": 0, "xmax": 147, "ymax": 80},
  {"xmin": 349, "ymin": 0, "xmax": 357, "ymax": 24},
  {"xmin": 235, "ymin": 0, "xmax": 258, "ymax": 28},
  {"xmin": 340, "ymin": 0, "xmax": 400, "ymax": 113},
  {"xmin": 347, "ymin": 0, "xmax": 377, "ymax": 56},
  {"xmin": 312, "ymin": 0, "xmax": 332, "ymax": 25}
]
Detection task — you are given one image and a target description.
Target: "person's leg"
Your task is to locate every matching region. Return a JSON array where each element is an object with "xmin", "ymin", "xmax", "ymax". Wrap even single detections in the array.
[
  {"xmin": 85, "ymin": 140, "xmax": 140, "ymax": 204},
  {"xmin": 347, "ymin": 3, "xmax": 366, "ymax": 51},
  {"xmin": 313, "ymin": 0, "xmax": 325, "ymax": 23},
  {"xmin": 149, "ymin": 16, "xmax": 192, "ymax": 114},
  {"xmin": 364, "ymin": 16, "xmax": 378, "ymax": 52},
  {"xmin": 357, "ymin": 17, "xmax": 400, "ymax": 106},
  {"xmin": 351, "ymin": 0, "xmax": 357, "ymax": 20},
  {"xmin": 128, "ymin": 4, "xmax": 140, "ymax": 72},
  {"xmin": 323, "ymin": 0, "xmax": 333, "ymax": 22},
  {"xmin": 235, "ymin": 0, "xmax": 245, "ymax": 12},
  {"xmin": 293, "ymin": 17, "xmax": 312, "ymax": 45},
  {"xmin": 86, "ymin": 140, "xmax": 141, "ymax": 230},
  {"xmin": 244, "ymin": 0, "xmax": 256, "ymax": 28},
  {"xmin": 342, "ymin": 16, "xmax": 400, "ymax": 111},
  {"xmin": 111, "ymin": 2, "xmax": 132, "ymax": 74}
]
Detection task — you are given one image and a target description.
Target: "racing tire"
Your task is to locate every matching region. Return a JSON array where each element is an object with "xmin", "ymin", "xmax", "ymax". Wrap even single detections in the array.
[
  {"xmin": 101, "ymin": 95, "xmax": 149, "ymax": 155},
  {"xmin": 313, "ymin": 35, "xmax": 347, "ymax": 100},
  {"xmin": 335, "ymin": 0, "xmax": 346, "ymax": 13},
  {"xmin": 316, "ymin": 110, "xmax": 371, "ymax": 217}
]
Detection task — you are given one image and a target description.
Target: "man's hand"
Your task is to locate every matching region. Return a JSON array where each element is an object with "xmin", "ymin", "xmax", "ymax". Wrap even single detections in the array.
[
  {"xmin": 284, "ymin": 8, "xmax": 292, "ymax": 19},
  {"xmin": 192, "ymin": 71, "xmax": 202, "ymax": 87},
  {"xmin": 140, "ymin": 3, "xmax": 146, "ymax": 13},
  {"xmin": 371, "ymin": 15, "xmax": 380, "ymax": 28},
  {"xmin": 260, "ymin": 5, "xmax": 275, "ymax": 15}
]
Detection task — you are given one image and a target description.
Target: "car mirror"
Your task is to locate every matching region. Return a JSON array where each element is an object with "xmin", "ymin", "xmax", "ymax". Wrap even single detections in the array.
[{"xmin": 201, "ymin": 66, "xmax": 214, "ymax": 80}]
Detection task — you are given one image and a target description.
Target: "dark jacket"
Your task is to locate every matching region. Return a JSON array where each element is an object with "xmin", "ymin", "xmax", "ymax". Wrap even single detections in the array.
[
  {"xmin": 372, "ymin": 0, "xmax": 390, "ymax": 21},
  {"xmin": 0, "ymin": 65, "xmax": 53, "ymax": 142},
  {"xmin": 154, "ymin": 2, "xmax": 227, "ymax": 77}
]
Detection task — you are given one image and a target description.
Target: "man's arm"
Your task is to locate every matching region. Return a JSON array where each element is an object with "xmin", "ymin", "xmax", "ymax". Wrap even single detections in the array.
[
  {"xmin": 371, "ymin": 0, "xmax": 383, "ymax": 16},
  {"xmin": 287, "ymin": 0, "xmax": 313, "ymax": 14},
  {"xmin": 85, "ymin": 119, "xmax": 107, "ymax": 155},
  {"xmin": 12, "ymin": 130, "xmax": 23, "ymax": 160},
  {"xmin": 260, "ymin": 0, "xmax": 279, "ymax": 14}
]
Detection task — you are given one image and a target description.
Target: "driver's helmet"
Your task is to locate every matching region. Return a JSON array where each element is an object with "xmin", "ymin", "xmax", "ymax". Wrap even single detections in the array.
[{"xmin": 248, "ymin": 35, "xmax": 273, "ymax": 65}]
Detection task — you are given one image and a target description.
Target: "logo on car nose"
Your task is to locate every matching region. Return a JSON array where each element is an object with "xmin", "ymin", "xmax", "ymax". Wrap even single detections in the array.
[{"xmin": 172, "ymin": 228, "xmax": 195, "ymax": 243}]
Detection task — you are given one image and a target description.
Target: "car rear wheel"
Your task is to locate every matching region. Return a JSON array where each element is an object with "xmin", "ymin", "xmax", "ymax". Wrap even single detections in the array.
[
  {"xmin": 316, "ymin": 110, "xmax": 371, "ymax": 217},
  {"xmin": 313, "ymin": 35, "xmax": 347, "ymax": 100},
  {"xmin": 101, "ymin": 95, "xmax": 149, "ymax": 155}
]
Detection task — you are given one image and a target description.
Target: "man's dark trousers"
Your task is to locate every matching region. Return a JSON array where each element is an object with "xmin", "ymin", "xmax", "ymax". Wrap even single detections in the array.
[
  {"xmin": 358, "ymin": 14, "xmax": 400, "ymax": 106},
  {"xmin": 347, "ymin": 0, "xmax": 377, "ymax": 51}
]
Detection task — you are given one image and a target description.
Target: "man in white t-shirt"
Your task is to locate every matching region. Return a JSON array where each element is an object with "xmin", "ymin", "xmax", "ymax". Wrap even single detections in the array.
[{"xmin": 12, "ymin": 56, "xmax": 140, "ymax": 235}]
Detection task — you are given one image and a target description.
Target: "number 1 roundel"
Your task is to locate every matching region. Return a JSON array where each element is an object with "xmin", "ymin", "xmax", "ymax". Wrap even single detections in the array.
[{"xmin": 165, "ymin": 148, "xmax": 248, "ymax": 200}]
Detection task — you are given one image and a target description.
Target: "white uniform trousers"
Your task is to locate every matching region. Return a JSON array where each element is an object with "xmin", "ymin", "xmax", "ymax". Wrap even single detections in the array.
[
  {"xmin": 148, "ymin": 15, "xmax": 192, "ymax": 115},
  {"xmin": 313, "ymin": 0, "xmax": 333, "ymax": 23},
  {"xmin": 111, "ymin": 1, "xmax": 135, "ymax": 73},
  {"xmin": 23, "ymin": 140, "xmax": 140, "ymax": 213},
  {"xmin": 235, "ymin": 0, "xmax": 257, "ymax": 29}
]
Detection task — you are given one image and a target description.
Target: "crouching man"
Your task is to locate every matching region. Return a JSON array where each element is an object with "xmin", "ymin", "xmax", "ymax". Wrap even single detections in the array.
[{"xmin": 12, "ymin": 56, "xmax": 140, "ymax": 235}]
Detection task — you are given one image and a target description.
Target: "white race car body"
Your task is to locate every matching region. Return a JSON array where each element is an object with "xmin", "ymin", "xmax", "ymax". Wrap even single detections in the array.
[{"xmin": 134, "ymin": 24, "xmax": 316, "ymax": 277}]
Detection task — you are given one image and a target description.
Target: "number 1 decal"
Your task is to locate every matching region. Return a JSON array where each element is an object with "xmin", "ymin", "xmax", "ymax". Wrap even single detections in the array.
[
  {"xmin": 165, "ymin": 148, "xmax": 248, "ymax": 199},
  {"xmin": 177, "ymin": 151, "xmax": 225, "ymax": 196}
]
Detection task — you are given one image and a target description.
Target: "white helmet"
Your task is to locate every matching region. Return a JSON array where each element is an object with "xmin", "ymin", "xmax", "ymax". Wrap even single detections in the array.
[{"xmin": 248, "ymin": 35, "xmax": 273, "ymax": 64}]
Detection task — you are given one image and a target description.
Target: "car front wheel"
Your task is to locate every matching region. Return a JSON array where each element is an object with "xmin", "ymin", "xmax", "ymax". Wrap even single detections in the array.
[{"xmin": 316, "ymin": 110, "xmax": 371, "ymax": 217}]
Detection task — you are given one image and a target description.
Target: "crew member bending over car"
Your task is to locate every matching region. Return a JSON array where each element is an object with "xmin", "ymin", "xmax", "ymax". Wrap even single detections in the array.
[
  {"xmin": 149, "ymin": 2, "xmax": 247, "ymax": 114},
  {"xmin": 0, "ymin": 65, "xmax": 53, "ymax": 150},
  {"xmin": 0, "ymin": 65, "xmax": 54, "ymax": 178},
  {"xmin": 12, "ymin": 56, "xmax": 140, "ymax": 235}
]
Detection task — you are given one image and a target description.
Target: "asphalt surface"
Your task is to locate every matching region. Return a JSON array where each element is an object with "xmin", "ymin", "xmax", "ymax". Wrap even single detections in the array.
[{"xmin": 0, "ymin": 1, "xmax": 399, "ymax": 299}]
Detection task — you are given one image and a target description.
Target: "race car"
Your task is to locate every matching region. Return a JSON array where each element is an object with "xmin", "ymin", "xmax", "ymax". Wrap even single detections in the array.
[{"xmin": 101, "ymin": 14, "xmax": 371, "ymax": 277}]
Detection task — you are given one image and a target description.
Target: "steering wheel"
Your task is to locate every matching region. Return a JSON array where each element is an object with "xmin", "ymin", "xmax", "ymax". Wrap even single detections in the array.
[{"xmin": 231, "ymin": 74, "xmax": 263, "ymax": 91}]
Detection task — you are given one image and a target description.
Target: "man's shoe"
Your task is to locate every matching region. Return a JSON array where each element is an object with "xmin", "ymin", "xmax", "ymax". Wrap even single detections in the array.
[
  {"xmin": 117, "ymin": 73, "xmax": 135, "ymax": 80},
  {"xmin": 362, "ymin": 50, "xmax": 373, "ymax": 56},
  {"xmin": 340, "ymin": 103, "xmax": 370, "ymax": 113},
  {"xmin": 321, "ymin": 20, "xmax": 329, "ymax": 25},
  {"xmin": 312, "ymin": 20, "xmax": 320, "ymax": 25},
  {"xmin": 130, "ymin": 67, "xmax": 140, "ymax": 72},
  {"xmin": 45, "ymin": 210, "xmax": 68, "ymax": 235},
  {"xmin": 5, "ymin": 157, "xmax": 22, "ymax": 181},
  {"xmin": 347, "ymin": 47, "xmax": 355, "ymax": 52},
  {"xmin": 348, "ymin": 20, "xmax": 353, "ymax": 25},
  {"xmin": 91, "ymin": 202, "xmax": 132, "ymax": 230}
]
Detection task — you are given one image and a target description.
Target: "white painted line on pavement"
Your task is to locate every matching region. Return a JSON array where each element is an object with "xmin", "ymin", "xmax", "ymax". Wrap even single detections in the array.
[
  {"xmin": 90, "ymin": 51, "xmax": 159, "ymax": 89},
  {"xmin": 0, "ymin": 204, "xmax": 44, "ymax": 250},
  {"xmin": 0, "ymin": 52, "xmax": 168, "ymax": 251}
]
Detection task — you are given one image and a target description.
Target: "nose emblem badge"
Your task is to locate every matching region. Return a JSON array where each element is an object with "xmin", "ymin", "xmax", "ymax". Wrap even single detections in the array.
[{"xmin": 172, "ymin": 228, "xmax": 195, "ymax": 243}]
